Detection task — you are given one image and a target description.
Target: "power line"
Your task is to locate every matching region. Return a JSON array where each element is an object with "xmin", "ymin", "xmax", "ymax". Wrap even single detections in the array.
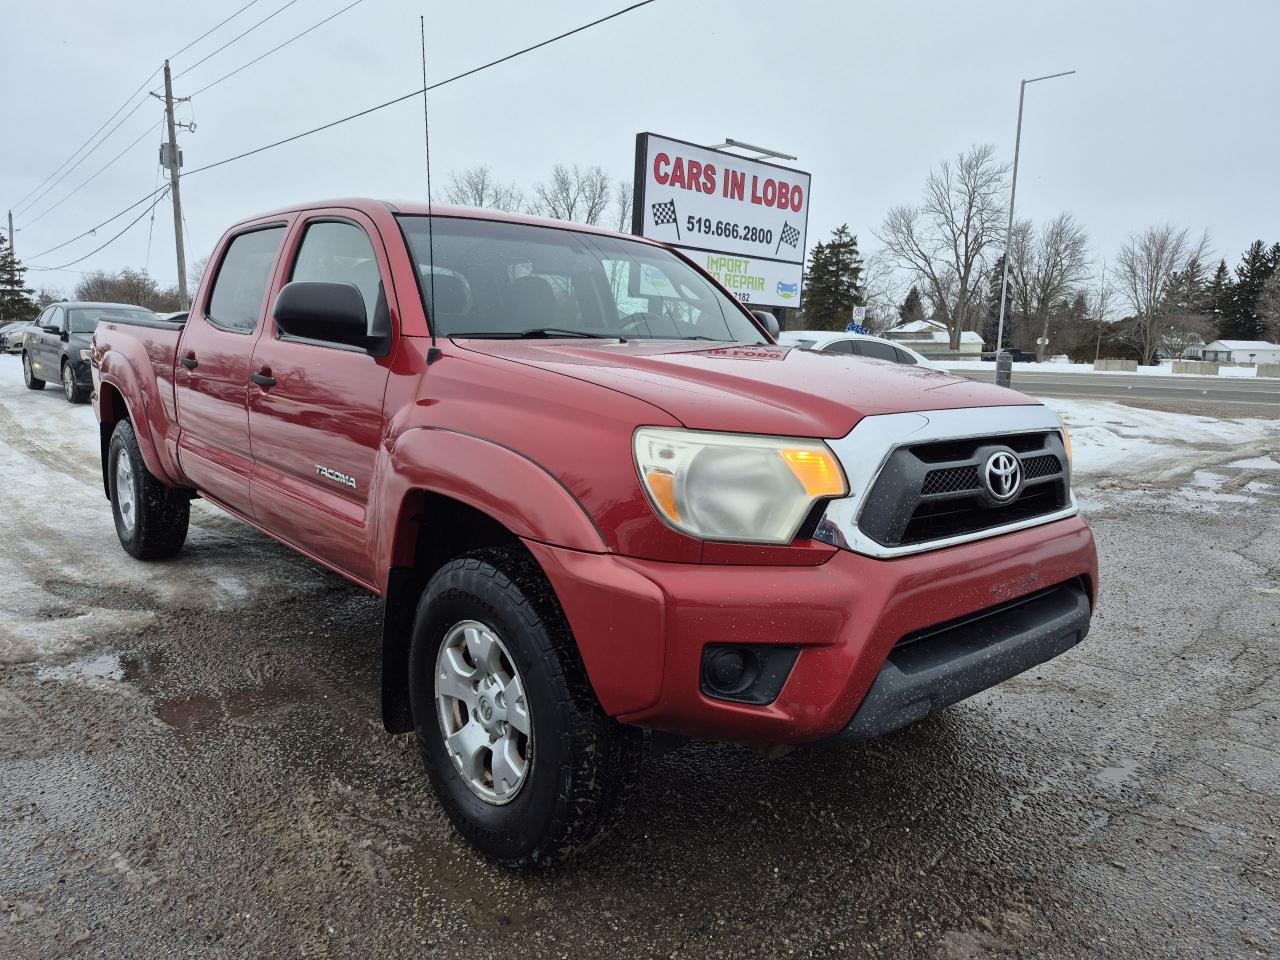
[
  {"xmin": 29, "ymin": 187, "xmax": 171, "ymax": 272},
  {"xmin": 26, "ymin": 0, "xmax": 659, "ymax": 266},
  {"xmin": 170, "ymin": 0, "xmax": 305, "ymax": 83},
  {"xmin": 11, "ymin": 79, "xmax": 157, "ymax": 214},
  {"xmin": 25, "ymin": 117, "xmax": 164, "ymax": 228},
  {"xmin": 8, "ymin": 1, "xmax": 262, "ymax": 212},
  {"xmin": 185, "ymin": 0, "xmax": 658, "ymax": 179},
  {"xmin": 191, "ymin": 0, "xmax": 364, "ymax": 98},
  {"xmin": 169, "ymin": 0, "xmax": 265, "ymax": 61}
]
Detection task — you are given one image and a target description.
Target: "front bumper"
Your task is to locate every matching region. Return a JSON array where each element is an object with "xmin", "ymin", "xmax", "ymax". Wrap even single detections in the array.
[{"xmin": 526, "ymin": 515, "xmax": 1097, "ymax": 745}]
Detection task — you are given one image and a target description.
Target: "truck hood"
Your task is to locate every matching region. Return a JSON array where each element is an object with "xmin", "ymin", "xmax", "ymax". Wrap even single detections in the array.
[{"xmin": 452, "ymin": 339, "xmax": 1037, "ymax": 438}]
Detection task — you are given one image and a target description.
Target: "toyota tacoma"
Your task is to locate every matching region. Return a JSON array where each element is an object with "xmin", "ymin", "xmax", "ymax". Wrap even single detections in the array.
[{"xmin": 91, "ymin": 199, "xmax": 1097, "ymax": 867}]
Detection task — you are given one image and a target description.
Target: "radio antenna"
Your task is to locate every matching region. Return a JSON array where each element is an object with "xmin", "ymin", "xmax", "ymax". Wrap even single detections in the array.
[{"xmin": 420, "ymin": 15, "xmax": 441, "ymax": 363}]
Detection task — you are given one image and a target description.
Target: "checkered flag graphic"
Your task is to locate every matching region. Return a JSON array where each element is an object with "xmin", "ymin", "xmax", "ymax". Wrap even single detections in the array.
[
  {"xmin": 776, "ymin": 220, "xmax": 801, "ymax": 254},
  {"xmin": 651, "ymin": 198, "xmax": 680, "ymax": 239}
]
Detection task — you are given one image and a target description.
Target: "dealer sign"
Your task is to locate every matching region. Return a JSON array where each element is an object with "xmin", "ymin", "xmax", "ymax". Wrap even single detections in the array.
[{"xmin": 632, "ymin": 132, "xmax": 812, "ymax": 309}]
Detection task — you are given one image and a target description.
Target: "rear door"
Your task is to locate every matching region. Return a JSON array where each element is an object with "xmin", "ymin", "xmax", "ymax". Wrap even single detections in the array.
[
  {"xmin": 175, "ymin": 222, "xmax": 289, "ymax": 515},
  {"xmin": 247, "ymin": 211, "xmax": 397, "ymax": 585}
]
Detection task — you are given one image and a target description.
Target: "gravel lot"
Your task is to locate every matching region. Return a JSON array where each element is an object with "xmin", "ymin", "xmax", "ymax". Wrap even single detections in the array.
[{"xmin": 1, "ymin": 355, "xmax": 1278, "ymax": 959}]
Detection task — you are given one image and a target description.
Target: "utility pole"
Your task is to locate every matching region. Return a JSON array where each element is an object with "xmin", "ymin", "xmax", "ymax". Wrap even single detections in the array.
[
  {"xmin": 6, "ymin": 210, "xmax": 13, "ymax": 254},
  {"xmin": 160, "ymin": 60, "xmax": 189, "ymax": 309}
]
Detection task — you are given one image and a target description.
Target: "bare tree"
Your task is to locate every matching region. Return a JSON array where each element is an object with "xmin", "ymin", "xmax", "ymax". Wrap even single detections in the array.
[
  {"xmin": 189, "ymin": 255, "xmax": 209, "ymax": 294},
  {"xmin": 878, "ymin": 144, "xmax": 1009, "ymax": 349},
  {"xmin": 1007, "ymin": 213, "xmax": 1091, "ymax": 359},
  {"xmin": 74, "ymin": 268, "xmax": 181, "ymax": 312},
  {"xmin": 34, "ymin": 287, "xmax": 62, "ymax": 310},
  {"xmin": 1112, "ymin": 224, "xmax": 1211, "ymax": 364},
  {"xmin": 443, "ymin": 165, "xmax": 524, "ymax": 211},
  {"xmin": 1088, "ymin": 262, "xmax": 1116, "ymax": 363},
  {"xmin": 859, "ymin": 251, "xmax": 904, "ymax": 334},
  {"xmin": 532, "ymin": 164, "xmax": 612, "ymax": 225},
  {"xmin": 612, "ymin": 180, "xmax": 633, "ymax": 233}
]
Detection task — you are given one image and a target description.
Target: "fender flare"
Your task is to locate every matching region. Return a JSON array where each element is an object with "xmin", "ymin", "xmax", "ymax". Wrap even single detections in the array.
[
  {"xmin": 378, "ymin": 427, "xmax": 608, "ymax": 569},
  {"xmin": 96, "ymin": 358, "xmax": 174, "ymax": 488}
]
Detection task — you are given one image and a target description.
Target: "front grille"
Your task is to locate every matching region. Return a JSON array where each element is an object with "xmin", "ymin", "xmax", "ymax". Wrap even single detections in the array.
[
  {"xmin": 921, "ymin": 464, "xmax": 981, "ymax": 495},
  {"xmin": 857, "ymin": 432, "xmax": 1070, "ymax": 548}
]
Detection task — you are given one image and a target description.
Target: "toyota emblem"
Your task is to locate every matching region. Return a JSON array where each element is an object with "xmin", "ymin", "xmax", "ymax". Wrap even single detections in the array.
[{"xmin": 983, "ymin": 451, "xmax": 1022, "ymax": 502}]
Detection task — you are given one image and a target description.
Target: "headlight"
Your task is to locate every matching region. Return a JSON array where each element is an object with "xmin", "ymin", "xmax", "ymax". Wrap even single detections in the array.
[
  {"xmin": 79, "ymin": 349, "xmax": 92, "ymax": 361},
  {"xmin": 1057, "ymin": 417, "xmax": 1072, "ymax": 464},
  {"xmin": 633, "ymin": 427, "xmax": 847, "ymax": 544}
]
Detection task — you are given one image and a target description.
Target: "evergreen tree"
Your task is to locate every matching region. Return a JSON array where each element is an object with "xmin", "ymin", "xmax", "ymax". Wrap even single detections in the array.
[
  {"xmin": 1269, "ymin": 242, "xmax": 1280, "ymax": 273},
  {"xmin": 801, "ymin": 225, "xmax": 865, "ymax": 330},
  {"xmin": 979, "ymin": 257, "xmax": 1006, "ymax": 346},
  {"xmin": 898, "ymin": 285, "xmax": 925, "ymax": 325},
  {"xmin": 0, "ymin": 235, "xmax": 36, "ymax": 324},
  {"xmin": 1206, "ymin": 259, "xmax": 1234, "ymax": 335},
  {"xmin": 1223, "ymin": 240, "xmax": 1273, "ymax": 340}
]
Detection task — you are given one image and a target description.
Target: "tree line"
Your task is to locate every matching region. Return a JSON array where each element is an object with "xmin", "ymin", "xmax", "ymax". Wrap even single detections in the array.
[{"xmin": 799, "ymin": 143, "xmax": 1280, "ymax": 363}]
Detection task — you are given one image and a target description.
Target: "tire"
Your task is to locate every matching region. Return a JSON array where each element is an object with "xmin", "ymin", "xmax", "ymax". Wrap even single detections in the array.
[
  {"xmin": 62, "ymin": 360, "xmax": 89, "ymax": 404},
  {"xmin": 408, "ymin": 547, "xmax": 642, "ymax": 868},
  {"xmin": 108, "ymin": 419, "xmax": 190, "ymax": 559},
  {"xmin": 22, "ymin": 352, "xmax": 45, "ymax": 390}
]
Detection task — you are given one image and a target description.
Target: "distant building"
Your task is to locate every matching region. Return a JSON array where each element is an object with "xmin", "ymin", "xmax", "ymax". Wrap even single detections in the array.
[
  {"xmin": 883, "ymin": 318, "xmax": 985, "ymax": 357},
  {"xmin": 1183, "ymin": 340, "xmax": 1280, "ymax": 364}
]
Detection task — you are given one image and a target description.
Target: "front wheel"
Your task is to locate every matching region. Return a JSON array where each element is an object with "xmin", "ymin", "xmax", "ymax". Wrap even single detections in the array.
[
  {"xmin": 62, "ymin": 361, "xmax": 89, "ymax": 403},
  {"xmin": 408, "ymin": 548, "xmax": 642, "ymax": 868},
  {"xmin": 108, "ymin": 419, "xmax": 190, "ymax": 559},
  {"xmin": 22, "ymin": 352, "xmax": 45, "ymax": 390}
]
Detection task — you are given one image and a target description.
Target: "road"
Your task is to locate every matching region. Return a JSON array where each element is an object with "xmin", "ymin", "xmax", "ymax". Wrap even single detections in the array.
[
  {"xmin": 1, "ymin": 354, "xmax": 1278, "ymax": 959},
  {"xmin": 947, "ymin": 367, "xmax": 1280, "ymax": 418}
]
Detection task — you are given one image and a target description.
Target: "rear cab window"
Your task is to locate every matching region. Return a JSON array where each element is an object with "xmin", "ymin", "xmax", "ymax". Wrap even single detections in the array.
[{"xmin": 206, "ymin": 226, "xmax": 287, "ymax": 334}]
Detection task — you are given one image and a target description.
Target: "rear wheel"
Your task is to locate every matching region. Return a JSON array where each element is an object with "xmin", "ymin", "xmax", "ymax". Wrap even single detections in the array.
[
  {"xmin": 22, "ymin": 352, "xmax": 45, "ymax": 390},
  {"xmin": 408, "ymin": 547, "xmax": 642, "ymax": 868},
  {"xmin": 108, "ymin": 419, "xmax": 190, "ymax": 559},
  {"xmin": 62, "ymin": 361, "xmax": 89, "ymax": 403}
]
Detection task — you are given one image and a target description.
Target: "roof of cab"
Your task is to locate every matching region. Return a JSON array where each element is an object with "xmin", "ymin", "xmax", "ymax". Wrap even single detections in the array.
[{"xmin": 233, "ymin": 197, "xmax": 660, "ymax": 246}]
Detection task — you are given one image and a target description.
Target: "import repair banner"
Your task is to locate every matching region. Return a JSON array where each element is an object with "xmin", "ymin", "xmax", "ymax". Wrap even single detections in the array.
[{"xmin": 632, "ymin": 132, "xmax": 812, "ymax": 309}]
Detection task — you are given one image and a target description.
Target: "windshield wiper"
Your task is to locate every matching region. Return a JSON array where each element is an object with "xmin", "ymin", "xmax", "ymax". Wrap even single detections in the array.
[{"xmin": 459, "ymin": 328, "xmax": 626, "ymax": 342}]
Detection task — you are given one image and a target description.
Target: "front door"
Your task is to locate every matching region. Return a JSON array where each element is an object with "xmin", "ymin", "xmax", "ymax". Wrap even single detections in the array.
[
  {"xmin": 28, "ymin": 306, "xmax": 63, "ymax": 383},
  {"xmin": 175, "ymin": 223, "xmax": 288, "ymax": 516},
  {"xmin": 247, "ymin": 213, "xmax": 396, "ymax": 585}
]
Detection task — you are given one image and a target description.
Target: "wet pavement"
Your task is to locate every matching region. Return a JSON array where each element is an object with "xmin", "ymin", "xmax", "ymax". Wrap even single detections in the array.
[{"xmin": 2, "ymin": 372, "xmax": 1279, "ymax": 957}]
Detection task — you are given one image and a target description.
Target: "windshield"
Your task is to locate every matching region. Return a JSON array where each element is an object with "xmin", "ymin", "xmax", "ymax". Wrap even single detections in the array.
[
  {"xmin": 68, "ymin": 307, "xmax": 157, "ymax": 334},
  {"xmin": 397, "ymin": 216, "xmax": 767, "ymax": 343}
]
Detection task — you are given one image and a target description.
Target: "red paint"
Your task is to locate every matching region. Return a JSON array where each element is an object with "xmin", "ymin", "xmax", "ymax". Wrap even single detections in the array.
[{"xmin": 92, "ymin": 198, "xmax": 1098, "ymax": 744}]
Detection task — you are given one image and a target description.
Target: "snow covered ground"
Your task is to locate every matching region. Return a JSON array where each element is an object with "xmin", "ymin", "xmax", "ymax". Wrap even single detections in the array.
[
  {"xmin": 0, "ymin": 353, "xmax": 332, "ymax": 666},
  {"xmin": 943, "ymin": 359, "xmax": 1276, "ymax": 379},
  {"xmin": 1044, "ymin": 397, "xmax": 1280, "ymax": 481}
]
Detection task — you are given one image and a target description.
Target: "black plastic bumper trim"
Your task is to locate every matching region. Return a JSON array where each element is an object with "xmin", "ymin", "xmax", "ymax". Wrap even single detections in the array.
[{"xmin": 829, "ymin": 579, "xmax": 1091, "ymax": 742}]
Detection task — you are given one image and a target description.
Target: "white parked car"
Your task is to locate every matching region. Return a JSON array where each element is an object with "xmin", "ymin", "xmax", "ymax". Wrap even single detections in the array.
[{"xmin": 776, "ymin": 329, "xmax": 936, "ymax": 368}]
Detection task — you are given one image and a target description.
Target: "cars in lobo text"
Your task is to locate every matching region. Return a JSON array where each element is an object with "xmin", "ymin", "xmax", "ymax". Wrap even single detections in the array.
[
  {"xmin": 91, "ymin": 199, "xmax": 1098, "ymax": 867},
  {"xmin": 23, "ymin": 302, "xmax": 158, "ymax": 403}
]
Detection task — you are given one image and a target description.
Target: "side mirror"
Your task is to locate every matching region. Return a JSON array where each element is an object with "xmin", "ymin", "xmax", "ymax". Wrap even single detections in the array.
[
  {"xmin": 273, "ymin": 281, "xmax": 373, "ymax": 351},
  {"xmin": 751, "ymin": 310, "xmax": 780, "ymax": 339},
  {"xmin": 59, "ymin": 329, "xmax": 70, "ymax": 342}
]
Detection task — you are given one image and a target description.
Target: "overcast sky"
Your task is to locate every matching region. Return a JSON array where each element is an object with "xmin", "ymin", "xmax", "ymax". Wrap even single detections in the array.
[{"xmin": 5, "ymin": 0, "xmax": 1278, "ymax": 301}]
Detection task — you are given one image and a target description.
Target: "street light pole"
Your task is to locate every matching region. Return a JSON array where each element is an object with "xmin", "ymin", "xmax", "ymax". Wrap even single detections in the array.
[{"xmin": 994, "ymin": 70, "xmax": 1076, "ymax": 368}]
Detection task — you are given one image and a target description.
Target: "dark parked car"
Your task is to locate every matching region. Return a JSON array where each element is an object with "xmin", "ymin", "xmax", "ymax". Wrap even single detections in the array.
[{"xmin": 22, "ymin": 302, "xmax": 159, "ymax": 402}]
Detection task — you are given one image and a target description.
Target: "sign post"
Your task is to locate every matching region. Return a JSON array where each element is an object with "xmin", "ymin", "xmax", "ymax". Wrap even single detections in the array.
[{"xmin": 632, "ymin": 133, "xmax": 812, "ymax": 310}]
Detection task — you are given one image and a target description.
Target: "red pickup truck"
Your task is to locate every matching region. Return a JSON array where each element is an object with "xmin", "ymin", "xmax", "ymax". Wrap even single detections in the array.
[{"xmin": 92, "ymin": 199, "xmax": 1097, "ymax": 867}]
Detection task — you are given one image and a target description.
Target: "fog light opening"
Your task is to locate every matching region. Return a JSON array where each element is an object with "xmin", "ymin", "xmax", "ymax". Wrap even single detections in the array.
[{"xmin": 700, "ymin": 644, "xmax": 801, "ymax": 706}]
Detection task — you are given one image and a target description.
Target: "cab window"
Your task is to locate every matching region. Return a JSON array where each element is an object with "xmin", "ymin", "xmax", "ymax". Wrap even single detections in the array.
[
  {"xmin": 289, "ymin": 221, "xmax": 383, "ymax": 330},
  {"xmin": 207, "ymin": 226, "xmax": 287, "ymax": 334},
  {"xmin": 823, "ymin": 339, "xmax": 855, "ymax": 354}
]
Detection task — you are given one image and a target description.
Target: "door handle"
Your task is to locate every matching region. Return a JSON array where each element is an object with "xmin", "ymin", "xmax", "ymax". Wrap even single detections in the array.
[
  {"xmin": 179, "ymin": 356, "xmax": 198, "ymax": 369},
  {"xmin": 250, "ymin": 371, "xmax": 277, "ymax": 388}
]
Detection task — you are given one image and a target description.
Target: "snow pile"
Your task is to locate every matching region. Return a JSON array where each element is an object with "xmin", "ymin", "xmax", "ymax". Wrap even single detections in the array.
[{"xmin": 1043, "ymin": 398, "xmax": 1280, "ymax": 481}]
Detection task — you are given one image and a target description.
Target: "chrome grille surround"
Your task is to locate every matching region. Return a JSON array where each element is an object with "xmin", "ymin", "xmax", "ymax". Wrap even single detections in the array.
[{"xmin": 814, "ymin": 405, "xmax": 1077, "ymax": 559}]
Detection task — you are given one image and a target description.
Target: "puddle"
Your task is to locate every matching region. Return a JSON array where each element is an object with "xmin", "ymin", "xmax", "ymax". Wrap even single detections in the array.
[
  {"xmin": 36, "ymin": 650, "xmax": 166, "ymax": 686},
  {"xmin": 1229, "ymin": 456, "xmax": 1280, "ymax": 470},
  {"xmin": 38, "ymin": 653, "xmax": 124, "ymax": 682},
  {"xmin": 155, "ymin": 683, "xmax": 304, "ymax": 736},
  {"xmin": 1096, "ymin": 757, "xmax": 1141, "ymax": 789}
]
